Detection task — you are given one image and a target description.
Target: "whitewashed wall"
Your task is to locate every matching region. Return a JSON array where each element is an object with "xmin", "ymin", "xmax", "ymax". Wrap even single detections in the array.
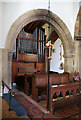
[
  {"xmin": 50, "ymin": 38, "xmax": 64, "ymax": 73},
  {"xmin": 0, "ymin": 2, "xmax": 2, "ymax": 48},
  {"xmin": 0, "ymin": 1, "xmax": 80, "ymax": 48}
]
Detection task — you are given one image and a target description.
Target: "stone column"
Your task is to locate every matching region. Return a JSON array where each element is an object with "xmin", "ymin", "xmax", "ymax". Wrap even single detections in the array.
[
  {"xmin": 74, "ymin": 41, "xmax": 79, "ymax": 72},
  {"xmin": 64, "ymin": 49, "xmax": 74, "ymax": 73},
  {"xmin": 64, "ymin": 55, "xmax": 73, "ymax": 73},
  {"xmin": 74, "ymin": 40, "xmax": 81, "ymax": 78},
  {"xmin": 1, "ymin": 49, "xmax": 13, "ymax": 92},
  {"xmin": 79, "ymin": 5, "xmax": 81, "ymax": 77},
  {"xmin": 79, "ymin": 41, "xmax": 81, "ymax": 77},
  {"xmin": 8, "ymin": 51, "xmax": 13, "ymax": 88},
  {"xmin": 2, "ymin": 49, "xmax": 9, "ymax": 93},
  {"xmin": 2, "ymin": 49, "xmax": 9, "ymax": 83}
]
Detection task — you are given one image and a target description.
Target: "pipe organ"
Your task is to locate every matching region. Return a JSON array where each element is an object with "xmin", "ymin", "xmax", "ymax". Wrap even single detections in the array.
[
  {"xmin": 12, "ymin": 25, "xmax": 46, "ymax": 84},
  {"xmin": 13, "ymin": 27, "xmax": 46, "ymax": 62}
]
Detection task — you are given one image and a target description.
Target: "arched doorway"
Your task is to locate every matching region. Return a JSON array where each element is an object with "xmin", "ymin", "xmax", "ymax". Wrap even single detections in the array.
[{"xmin": 4, "ymin": 9, "xmax": 73, "ymax": 85}]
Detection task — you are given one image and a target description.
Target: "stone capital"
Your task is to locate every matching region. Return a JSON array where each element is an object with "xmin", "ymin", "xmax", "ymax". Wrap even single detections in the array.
[{"xmin": 8, "ymin": 51, "xmax": 13, "ymax": 61}]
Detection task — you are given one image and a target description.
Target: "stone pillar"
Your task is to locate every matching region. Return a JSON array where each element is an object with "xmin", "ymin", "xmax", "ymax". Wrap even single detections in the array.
[
  {"xmin": 79, "ymin": 5, "xmax": 81, "ymax": 77},
  {"xmin": 0, "ymin": 48, "xmax": 13, "ymax": 120},
  {"xmin": 74, "ymin": 4, "xmax": 81, "ymax": 77},
  {"xmin": 64, "ymin": 55, "xmax": 73, "ymax": 73},
  {"xmin": 79, "ymin": 41, "xmax": 81, "ymax": 77},
  {"xmin": 2, "ymin": 49, "xmax": 9, "ymax": 93},
  {"xmin": 8, "ymin": 51, "xmax": 13, "ymax": 87},
  {"xmin": 64, "ymin": 49, "xmax": 74, "ymax": 73},
  {"xmin": 74, "ymin": 40, "xmax": 81, "ymax": 78},
  {"xmin": 2, "ymin": 49, "xmax": 9, "ymax": 83},
  {"xmin": 74, "ymin": 41, "xmax": 79, "ymax": 72},
  {"xmin": 0, "ymin": 49, "xmax": 13, "ymax": 93}
]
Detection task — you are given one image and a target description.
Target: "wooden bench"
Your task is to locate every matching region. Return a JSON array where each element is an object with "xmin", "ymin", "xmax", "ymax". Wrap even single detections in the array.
[
  {"xmin": 32, "ymin": 73, "xmax": 48, "ymax": 101},
  {"xmin": 32, "ymin": 72, "xmax": 70, "ymax": 102},
  {"xmin": 15, "ymin": 67, "xmax": 37, "ymax": 95},
  {"xmin": 49, "ymin": 72, "xmax": 70, "ymax": 85},
  {"xmin": 49, "ymin": 82, "xmax": 81, "ymax": 114}
]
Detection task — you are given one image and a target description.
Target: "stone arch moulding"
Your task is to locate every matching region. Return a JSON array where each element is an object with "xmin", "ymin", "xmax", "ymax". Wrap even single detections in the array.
[
  {"xmin": 5, "ymin": 9, "xmax": 73, "ymax": 72},
  {"xmin": 74, "ymin": 6, "xmax": 81, "ymax": 38},
  {"xmin": 74, "ymin": 6, "xmax": 81, "ymax": 74}
]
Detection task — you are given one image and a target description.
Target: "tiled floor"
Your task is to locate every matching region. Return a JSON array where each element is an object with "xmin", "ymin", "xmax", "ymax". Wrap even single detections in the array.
[
  {"xmin": 2, "ymin": 84, "xmax": 81, "ymax": 120},
  {"xmin": 15, "ymin": 93, "xmax": 81, "ymax": 120},
  {"xmin": 2, "ymin": 95, "xmax": 81, "ymax": 120},
  {"xmin": 38, "ymin": 99, "xmax": 81, "ymax": 119}
]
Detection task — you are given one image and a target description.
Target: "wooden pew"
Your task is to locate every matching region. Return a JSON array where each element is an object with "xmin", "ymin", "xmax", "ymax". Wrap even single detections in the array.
[
  {"xmin": 32, "ymin": 72, "xmax": 70, "ymax": 102},
  {"xmin": 32, "ymin": 73, "xmax": 48, "ymax": 101},
  {"xmin": 49, "ymin": 82, "xmax": 81, "ymax": 114},
  {"xmin": 12, "ymin": 60, "xmax": 36, "ymax": 84},
  {"xmin": 49, "ymin": 72, "xmax": 70, "ymax": 85},
  {"xmin": 15, "ymin": 67, "xmax": 37, "ymax": 95}
]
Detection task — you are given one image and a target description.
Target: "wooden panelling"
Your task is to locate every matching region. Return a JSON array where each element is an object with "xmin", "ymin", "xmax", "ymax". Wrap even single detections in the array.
[
  {"xmin": 12, "ymin": 57, "xmax": 45, "ymax": 84},
  {"xmin": 36, "ymin": 62, "xmax": 45, "ymax": 72},
  {"xmin": 49, "ymin": 73, "xmax": 70, "ymax": 85},
  {"xmin": 49, "ymin": 82, "xmax": 81, "ymax": 112},
  {"xmin": 12, "ymin": 60, "xmax": 36, "ymax": 83},
  {"xmin": 18, "ymin": 68, "xmax": 37, "ymax": 73},
  {"xmin": 17, "ymin": 62, "xmax": 35, "ymax": 68},
  {"xmin": 17, "ymin": 53, "xmax": 38, "ymax": 62},
  {"xmin": 12, "ymin": 60, "xmax": 17, "ymax": 83}
]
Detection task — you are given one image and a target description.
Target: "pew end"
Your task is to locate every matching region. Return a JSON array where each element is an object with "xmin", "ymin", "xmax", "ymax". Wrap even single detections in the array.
[
  {"xmin": 32, "ymin": 76, "xmax": 38, "ymax": 101},
  {"xmin": 49, "ymin": 82, "xmax": 81, "ymax": 114},
  {"xmin": 32, "ymin": 74, "xmax": 48, "ymax": 102}
]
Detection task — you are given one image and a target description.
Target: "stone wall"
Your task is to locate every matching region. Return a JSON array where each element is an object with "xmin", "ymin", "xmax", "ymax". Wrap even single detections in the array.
[{"xmin": 0, "ymin": 48, "xmax": 12, "ymax": 94}]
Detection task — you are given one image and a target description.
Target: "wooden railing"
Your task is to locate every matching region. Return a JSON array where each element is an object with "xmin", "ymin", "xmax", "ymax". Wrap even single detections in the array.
[
  {"xmin": 2, "ymin": 80, "xmax": 14, "ymax": 111},
  {"xmin": 2, "ymin": 80, "xmax": 14, "ymax": 94},
  {"xmin": 49, "ymin": 82, "xmax": 81, "ymax": 113}
]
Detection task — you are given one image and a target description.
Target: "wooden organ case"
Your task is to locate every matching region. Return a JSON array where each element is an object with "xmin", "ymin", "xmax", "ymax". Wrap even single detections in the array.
[{"xmin": 12, "ymin": 23, "xmax": 46, "ymax": 95}]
